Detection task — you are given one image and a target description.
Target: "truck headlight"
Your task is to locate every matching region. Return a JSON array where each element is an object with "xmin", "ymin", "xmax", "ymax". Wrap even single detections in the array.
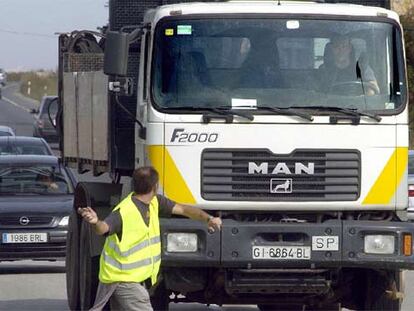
[
  {"xmin": 58, "ymin": 216, "xmax": 69, "ymax": 227},
  {"xmin": 167, "ymin": 233, "xmax": 198, "ymax": 252},
  {"xmin": 364, "ymin": 235, "xmax": 395, "ymax": 254}
]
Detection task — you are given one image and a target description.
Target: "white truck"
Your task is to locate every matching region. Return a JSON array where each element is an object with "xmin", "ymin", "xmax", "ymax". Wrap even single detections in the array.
[{"xmin": 60, "ymin": 0, "xmax": 412, "ymax": 310}]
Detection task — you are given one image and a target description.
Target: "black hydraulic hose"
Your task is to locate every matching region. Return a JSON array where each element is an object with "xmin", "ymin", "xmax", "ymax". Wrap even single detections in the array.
[
  {"xmin": 67, "ymin": 30, "xmax": 105, "ymax": 53},
  {"xmin": 114, "ymin": 95, "xmax": 146, "ymax": 139}
]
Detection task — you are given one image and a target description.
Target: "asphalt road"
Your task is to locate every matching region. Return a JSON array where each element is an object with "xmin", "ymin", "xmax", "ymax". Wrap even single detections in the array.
[
  {"xmin": 0, "ymin": 83, "xmax": 414, "ymax": 311},
  {"xmin": 0, "ymin": 84, "xmax": 38, "ymax": 136}
]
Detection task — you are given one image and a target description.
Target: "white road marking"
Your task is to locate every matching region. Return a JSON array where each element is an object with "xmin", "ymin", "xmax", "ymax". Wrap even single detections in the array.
[{"xmin": 2, "ymin": 96, "xmax": 32, "ymax": 113}]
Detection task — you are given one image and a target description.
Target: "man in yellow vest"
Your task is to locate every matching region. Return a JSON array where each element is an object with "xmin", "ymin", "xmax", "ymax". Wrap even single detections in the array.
[{"xmin": 78, "ymin": 166, "xmax": 222, "ymax": 311}]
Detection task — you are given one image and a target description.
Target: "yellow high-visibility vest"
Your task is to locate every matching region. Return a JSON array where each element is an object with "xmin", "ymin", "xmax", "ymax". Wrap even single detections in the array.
[{"xmin": 99, "ymin": 193, "xmax": 161, "ymax": 285}]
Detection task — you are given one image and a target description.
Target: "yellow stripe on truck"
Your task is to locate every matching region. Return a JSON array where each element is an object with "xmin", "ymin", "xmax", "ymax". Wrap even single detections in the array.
[
  {"xmin": 147, "ymin": 145, "xmax": 196, "ymax": 204},
  {"xmin": 363, "ymin": 147, "xmax": 408, "ymax": 205},
  {"xmin": 147, "ymin": 145, "xmax": 164, "ymax": 180}
]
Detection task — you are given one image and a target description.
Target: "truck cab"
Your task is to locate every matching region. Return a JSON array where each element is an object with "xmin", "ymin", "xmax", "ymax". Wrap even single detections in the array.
[{"xmin": 61, "ymin": 1, "xmax": 411, "ymax": 310}]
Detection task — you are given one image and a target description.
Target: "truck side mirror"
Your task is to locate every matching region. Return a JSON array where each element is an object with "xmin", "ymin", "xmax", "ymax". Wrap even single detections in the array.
[{"xmin": 104, "ymin": 31, "xmax": 130, "ymax": 76}]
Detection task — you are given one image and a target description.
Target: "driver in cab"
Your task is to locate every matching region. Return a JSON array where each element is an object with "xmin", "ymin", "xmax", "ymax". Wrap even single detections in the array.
[{"xmin": 318, "ymin": 35, "xmax": 380, "ymax": 96}]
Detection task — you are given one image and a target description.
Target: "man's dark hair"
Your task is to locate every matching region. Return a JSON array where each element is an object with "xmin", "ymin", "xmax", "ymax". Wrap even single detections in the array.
[
  {"xmin": 331, "ymin": 34, "xmax": 351, "ymax": 46},
  {"xmin": 132, "ymin": 166, "xmax": 159, "ymax": 195}
]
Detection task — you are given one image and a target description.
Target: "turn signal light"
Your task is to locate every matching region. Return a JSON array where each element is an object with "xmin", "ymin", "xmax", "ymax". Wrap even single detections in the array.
[
  {"xmin": 409, "ymin": 185, "xmax": 414, "ymax": 197},
  {"xmin": 403, "ymin": 234, "xmax": 412, "ymax": 256}
]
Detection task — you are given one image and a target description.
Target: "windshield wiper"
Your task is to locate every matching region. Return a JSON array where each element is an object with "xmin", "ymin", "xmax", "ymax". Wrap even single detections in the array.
[
  {"xmin": 293, "ymin": 106, "xmax": 381, "ymax": 123},
  {"xmin": 17, "ymin": 191, "xmax": 43, "ymax": 195},
  {"xmin": 212, "ymin": 106, "xmax": 254, "ymax": 121},
  {"xmin": 257, "ymin": 106, "xmax": 314, "ymax": 121},
  {"xmin": 0, "ymin": 191, "xmax": 42, "ymax": 196},
  {"xmin": 167, "ymin": 106, "xmax": 254, "ymax": 123}
]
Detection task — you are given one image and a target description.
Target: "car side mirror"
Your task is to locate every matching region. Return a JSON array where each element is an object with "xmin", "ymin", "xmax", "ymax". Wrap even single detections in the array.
[
  {"xmin": 30, "ymin": 108, "xmax": 39, "ymax": 114},
  {"xmin": 48, "ymin": 98, "xmax": 59, "ymax": 128}
]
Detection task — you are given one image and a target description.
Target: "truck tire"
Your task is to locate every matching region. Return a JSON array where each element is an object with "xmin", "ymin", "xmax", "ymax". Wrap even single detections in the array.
[
  {"xmin": 70, "ymin": 182, "xmax": 122, "ymax": 311},
  {"xmin": 79, "ymin": 220, "xmax": 100, "ymax": 311},
  {"xmin": 307, "ymin": 303, "xmax": 341, "ymax": 311},
  {"xmin": 364, "ymin": 270, "xmax": 402, "ymax": 311},
  {"xmin": 258, "ymin": 304, "xmax": 302, "ymax": 310},
  {"xmin": 150, "ymin": 280, "xmax": 169, "ymax": 311},
  {"xmin": 65, "ymin": 209, "xmax": 81, "ymax": 311},
  {"xmin": 259, "ymin": 304, "xmax": 339, "ymax": 311},
  {"xmin": 257, "ymin": 305, "xmax": 277, "ymax": 311}
]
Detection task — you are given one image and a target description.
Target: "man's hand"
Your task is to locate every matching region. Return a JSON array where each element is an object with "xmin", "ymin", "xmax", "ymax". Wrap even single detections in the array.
[
  {"xmin": 77, "ymin": 207, "xmax": 109, "ymax": 235},
  {"xmin": 172, "ymin": 204, "xmax": 223, "ymax": 232},
  {"xmin": 207, "ymin": 217, "xmax": 222, "ymax": 233},
  {"xmin": 48, "ymin": 182, "xmax": 59, "ymax": 190},
  {"xmin": 366, "ymin": 80, "xmax": 380, "ymax": 96},
  {"xmin": 78, "ymin": 207, "xmax": 99, "ymax": 225}
]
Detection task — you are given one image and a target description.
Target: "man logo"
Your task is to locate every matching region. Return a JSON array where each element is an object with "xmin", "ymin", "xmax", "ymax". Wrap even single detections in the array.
[
  {"xmin": 248, "ymin": 162, "xmax": 314, "ymax": 175},
  {"xmin": 270, "ymin": 178, "xmax": 293, "ymax": 194}
]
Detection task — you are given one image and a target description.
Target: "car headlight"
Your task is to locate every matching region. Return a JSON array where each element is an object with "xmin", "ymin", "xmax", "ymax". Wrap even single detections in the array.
[
  {"xmin": 167, "ymin": 233, "xmax": 198, "ymax": 252},
  {"xmin": 364, "ymin": 235, "xmax": 395, "ymax": 254},
  {"xmin": 58, "ymin": 216, "xmax": 69, "ymax": 227}
]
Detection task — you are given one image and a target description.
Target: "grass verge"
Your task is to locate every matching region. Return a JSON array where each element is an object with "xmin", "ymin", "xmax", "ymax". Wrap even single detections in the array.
[{"xmin": 8, "ymin": 71, "xmax": 57, "ymax": 102}]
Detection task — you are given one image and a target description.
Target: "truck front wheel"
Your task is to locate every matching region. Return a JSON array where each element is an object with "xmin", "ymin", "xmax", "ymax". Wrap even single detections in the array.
[
  {"xmin": 79, "ymin": 221, "xmax": 100, "ymax": 310},
  {"xmin": 364, "ymin": 270, "xmax": 403, "ymax": 311},
  {"xmin": 150, "ymin": 280, "xmax": 169, "ymax": 311},
  {"xmin": 65, "ymin": 209, "xmax": 81, "ymax": 311}
]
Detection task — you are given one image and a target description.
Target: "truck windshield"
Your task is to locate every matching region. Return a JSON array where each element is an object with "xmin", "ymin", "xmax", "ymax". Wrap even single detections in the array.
[{"xmin": 152, "ymin": 17, "xmax": 405, "ymax": 113}]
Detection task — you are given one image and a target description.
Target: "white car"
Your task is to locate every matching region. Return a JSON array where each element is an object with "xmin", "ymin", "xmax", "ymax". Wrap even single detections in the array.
[{"xmin": 0, "ymin": 126, "xmax": 15, "ymax": 137}]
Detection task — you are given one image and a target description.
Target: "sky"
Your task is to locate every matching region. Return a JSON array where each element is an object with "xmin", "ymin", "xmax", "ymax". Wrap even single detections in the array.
[{"xmin": 0, "ymin": 0, "xmax": 108, "ymax": 71}]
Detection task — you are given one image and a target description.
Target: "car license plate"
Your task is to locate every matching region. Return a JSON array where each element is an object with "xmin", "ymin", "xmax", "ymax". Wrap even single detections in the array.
[
  {"xmin": 2, "ymin": 233, "xmax": 48, "ymax": 244},
  {"xmin": 253, "ymin": 246, "xmax": 311, "ymax": 260}
]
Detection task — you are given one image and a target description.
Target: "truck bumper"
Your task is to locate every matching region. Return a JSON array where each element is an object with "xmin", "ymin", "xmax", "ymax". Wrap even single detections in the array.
[{"xmin": 160, "ymin": 218, "xmax": 414, "ymax": 269}]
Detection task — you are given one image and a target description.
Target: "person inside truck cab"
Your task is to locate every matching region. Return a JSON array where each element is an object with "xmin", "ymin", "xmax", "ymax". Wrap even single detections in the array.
[{"xmin": 318, "ymin": 35, "xmax": 380, "ymax": 96}]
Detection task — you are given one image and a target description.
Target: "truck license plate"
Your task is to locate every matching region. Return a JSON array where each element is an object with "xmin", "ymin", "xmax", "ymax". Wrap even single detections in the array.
[
  {"xmin": 252, "ymin": 246, "xmax": 311, "ymax": 260},
  {"xmin": 312, "ymin": 236, "xmax": 339, "ymax": 251},
  {"xmin": 2, "ymin": 233, "xmax": 48, "ymax": 243}
]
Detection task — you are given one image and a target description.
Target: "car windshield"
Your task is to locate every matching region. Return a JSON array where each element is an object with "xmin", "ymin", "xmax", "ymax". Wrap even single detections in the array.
[
  {"xmin": 152, "ymin": 18, "xmax": 405, "ymax": 113},
  {"xmin": 0, "ymin": 131, "xmax": 12, "ymax": 137},
  {"xmin": 0, "ymin": 141, "xmax": 50, "ymax": 155},
  {"xmin": 0, "ymin": 164, "xmax": 73, "ymax": 195}
]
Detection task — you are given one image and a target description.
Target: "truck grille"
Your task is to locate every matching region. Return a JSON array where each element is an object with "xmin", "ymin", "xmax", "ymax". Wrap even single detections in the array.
[{"xmin": 201, "ymin": 149, "xmax": 360, "ymax": 201}]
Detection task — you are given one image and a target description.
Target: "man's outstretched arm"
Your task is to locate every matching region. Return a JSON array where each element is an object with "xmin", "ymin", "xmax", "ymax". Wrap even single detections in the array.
[
  {"xmin": 78, "ymin": 207, "xmax": 109, "ymax": 235},
  {"xmin": 172, "ymin": 204, "xmax": 222, "ymax": 232}
]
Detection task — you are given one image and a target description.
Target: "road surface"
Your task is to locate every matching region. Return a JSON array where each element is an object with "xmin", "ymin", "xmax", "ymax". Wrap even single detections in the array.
[{"xmin": 0, "ymin": 83, "xmax": 413, "ymax": 310}]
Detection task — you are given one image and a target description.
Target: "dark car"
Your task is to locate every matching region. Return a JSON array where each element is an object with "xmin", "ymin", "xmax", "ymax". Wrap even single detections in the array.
[
  {"xmin": 0, "ymin": 126, "xmax": 15, "ymax": 136},
  {"xmin": 32, "ymin": 96, "xmax": 59, "ymax": 143},
  {"xmin": 0, "ymin": 155, "xmax": 76, "ymax": 261},
  {"xmin": 0, "ymin": 136, "xmax": 53, "ymax": 155}
]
